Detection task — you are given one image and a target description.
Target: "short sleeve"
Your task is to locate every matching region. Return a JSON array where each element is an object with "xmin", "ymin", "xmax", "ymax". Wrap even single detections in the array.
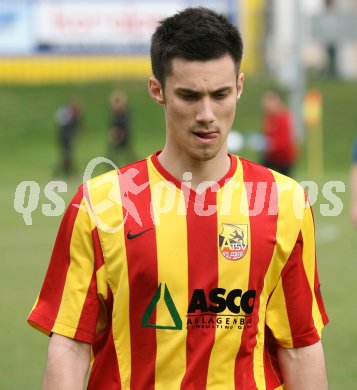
[
  {"xmin": 266, "ymin": 202, "xmax": 329, "ymax": 348},
  {"xmin": 27, "ymin": 185, "xmax": 109, "ymax": 344}
]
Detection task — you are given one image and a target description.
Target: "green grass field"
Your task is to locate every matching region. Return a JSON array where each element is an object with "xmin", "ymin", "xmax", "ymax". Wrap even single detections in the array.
[{"xmin": 0, "ymin": 77, "xmax": 356, "ymax": 389}]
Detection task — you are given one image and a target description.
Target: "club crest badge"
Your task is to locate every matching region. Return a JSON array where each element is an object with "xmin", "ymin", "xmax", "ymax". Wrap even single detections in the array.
[{"xmin": 219, "ymin": 224, "xmax": 249, "ymax": 261}]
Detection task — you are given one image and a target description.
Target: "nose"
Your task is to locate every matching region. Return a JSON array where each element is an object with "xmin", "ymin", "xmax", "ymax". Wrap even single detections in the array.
[{"xmin": 195, "ymin": 97, "xmax": 215, "ymax": 124}]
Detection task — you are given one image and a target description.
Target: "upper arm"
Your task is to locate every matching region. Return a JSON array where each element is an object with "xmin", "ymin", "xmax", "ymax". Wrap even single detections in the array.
[
  {"xmin": 277, "ymin": 341, "xmax": 328, "ymax": 390},
  {"xmin": 43, "ymin": 333, "xmax": 91, "ymax": 390},
  {"xmin": 47, "ymin": 333, "xmax": 91, "ymax": 362}
]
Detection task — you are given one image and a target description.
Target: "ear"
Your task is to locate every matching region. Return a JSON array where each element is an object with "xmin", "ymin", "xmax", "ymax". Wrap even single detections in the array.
[
  {"xmin": 236, "ymin": 73, "xmax": 244, "ymax": 101},
  {"xmin": 148, "ymin": 76, "xmax": 165, "ymax": 104}
]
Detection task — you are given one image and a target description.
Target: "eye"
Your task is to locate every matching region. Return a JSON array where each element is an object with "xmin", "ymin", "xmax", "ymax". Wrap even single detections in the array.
[
  {"xmin": 179, "ymin": 93, "xmax": 200, "ymax": 101},
  {"xmin": 213, "ymin": 90, "xmax": 231, "ymax": 100}
]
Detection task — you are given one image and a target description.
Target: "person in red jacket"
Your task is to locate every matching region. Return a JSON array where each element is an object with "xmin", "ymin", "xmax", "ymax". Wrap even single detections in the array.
[{"xmin": 261, "ymin": 90, "xmax": 298, "ymax": 176}]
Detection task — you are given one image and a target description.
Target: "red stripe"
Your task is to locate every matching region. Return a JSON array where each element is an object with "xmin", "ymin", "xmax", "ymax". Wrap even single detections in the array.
[
  {"xmin": 282, "ymin": 231, "xmax": 319, "ymax": 347},
  {"xmin": 74, "ymin": 229, "xmax": 106, "ymax": 343},
  {"xmin": 74, "ymin": 269, "xmax": 101, "ymax": 343},
  {"xmin": 119, "ymin": 160, "xmax": 157, "ymax": 389},
  {"xmin": 92, "ymin": 227, "xmax": 105, "ymax": 270},
  {"xmin": 263, "ymin": 326, "xmax": 283, "ymax": 390},
  {"xmin": 314, "ymin": 265, "xmax": 329, "ymax": 326},
  {"xmin": 87, "ymin": 291, "xmax": 122, "ymax": 389},
  {"xmin": 27, "ymin": 187, "xmax": 83, "ymax": 332},
  {"xmin": 181, "ymin": 190, "xmax": 219, "ymax": 388},
  {"xmin": 235, "ymin": 160, "xmax": 279, "ymax": 389}
]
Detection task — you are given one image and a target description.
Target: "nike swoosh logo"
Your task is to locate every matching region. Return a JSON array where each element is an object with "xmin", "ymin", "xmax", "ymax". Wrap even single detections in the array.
[{"xmin": 127, "ymin": 228, "xmax": 153, "ymax": 240}]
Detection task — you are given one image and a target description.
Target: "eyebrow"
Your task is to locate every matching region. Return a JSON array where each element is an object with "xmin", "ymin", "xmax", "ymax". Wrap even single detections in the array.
[{"xmin": 175, "ymin": 86, "xmax": 233, "ymax": 96}]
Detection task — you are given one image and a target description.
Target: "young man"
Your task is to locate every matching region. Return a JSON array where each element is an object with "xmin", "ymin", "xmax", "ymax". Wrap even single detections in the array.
[{"xmin": 28, "ymin": 7, "xmax": 329, "ymax": 389}]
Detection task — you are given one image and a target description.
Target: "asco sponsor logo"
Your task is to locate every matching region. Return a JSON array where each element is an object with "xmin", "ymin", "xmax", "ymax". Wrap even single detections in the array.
[
  {"xmin": 219, "ymin": 224, "xmax": 248, "ymax": 261},
  {"xmin": 188, "ymin": 288, "xmax": 256, "ymax": 315},
  {"xmin": 142, "ymin": 284, "xmax": 256, "ymax": 331},
  {"xmin": 187, "ymin": 288, "xmax": 256, "ymax": 331}
]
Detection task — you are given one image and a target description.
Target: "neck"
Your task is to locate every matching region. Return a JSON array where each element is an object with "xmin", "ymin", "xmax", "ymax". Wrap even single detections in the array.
[{"xmin": 157, "ymin": 147, "xmax": 231, "ymax": 191}]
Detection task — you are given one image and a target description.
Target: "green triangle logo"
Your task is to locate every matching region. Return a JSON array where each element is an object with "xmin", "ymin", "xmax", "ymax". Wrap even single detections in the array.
[{"xmin": 141, "ymin": 283, "xmax": 182, "ymax": 330}]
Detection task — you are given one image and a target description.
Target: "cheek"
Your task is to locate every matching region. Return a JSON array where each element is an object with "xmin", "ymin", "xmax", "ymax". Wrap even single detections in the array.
[
  {"xmin": 166, "ymin": 101, "xmax": 191, "ymax": 122},
  {"xmin": 219, "ymin": 101, "xmax": 237, "ymax": 121},
  {"xmin": 165, "ymin": 103, "xmax": 191, "ymax": 139}
]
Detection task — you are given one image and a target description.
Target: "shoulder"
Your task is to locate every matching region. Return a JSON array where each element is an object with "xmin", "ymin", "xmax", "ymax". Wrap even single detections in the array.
[
  {"xmin": 78, "ymin": 158, "xmax": 150, "ymax": 232},
  {"xmin": 237, "ymin": 156, "xmax": 305, "ymax": 214},
  {"xmin": 82, "ymin": 159, "xmax": 147, "ymax": 205},
  {"xmin": 238, "ymin": 156, "xmax": 297, "ymax": 184},
  {"xmin": 84, "ymin": 158, "xmax": 147, "ymax": 189}
]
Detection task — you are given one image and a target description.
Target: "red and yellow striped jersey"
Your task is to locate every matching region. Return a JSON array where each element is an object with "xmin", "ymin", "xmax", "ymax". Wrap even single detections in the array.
[{"xmin": 28, "ymin": 152, "xmax": 328, "ymax": 389}]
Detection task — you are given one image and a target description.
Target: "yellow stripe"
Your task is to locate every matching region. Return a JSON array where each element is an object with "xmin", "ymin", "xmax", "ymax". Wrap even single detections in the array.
[
  {"xmin": 300, "ymin": 206, "xmax": 324, "ymax": 335},
  {"xmin": 86, "ymin": 170, "xmax": 131, "ymax": 389},
  {"xmin": 207, "ymin": 158, "xmax": 252, "ymax": 389},
  {"xmin": 53, "ymin": 198, "xmax": 96, "ymax": 338},
  {"xmin": 253, "ymin": 291, "xmax": 270, "ymax": 389},
  {"xmin": 0, "ymin": 56, "xmax": 151, "ymax": 84},
  {"xmin": 148, "ymin": 160, "xmax": 188, "ymax": 389}
]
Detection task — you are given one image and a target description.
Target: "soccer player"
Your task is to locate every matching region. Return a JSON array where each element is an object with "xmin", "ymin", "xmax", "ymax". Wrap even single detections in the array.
[{"xmin": 28, "ymin": 7, "xmax": 329, "ymax": 389}]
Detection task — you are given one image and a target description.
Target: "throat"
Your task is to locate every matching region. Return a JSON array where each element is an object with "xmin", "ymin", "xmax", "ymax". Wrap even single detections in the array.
[{"xmin": 158, "ymin": 149, "xmax": 231, "ymax": 191}]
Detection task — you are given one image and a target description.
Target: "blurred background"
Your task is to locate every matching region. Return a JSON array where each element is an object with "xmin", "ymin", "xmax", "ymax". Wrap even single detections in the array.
[{"xmin": 0, "ymin": 0, "xmax": 356, "ymax": 388}]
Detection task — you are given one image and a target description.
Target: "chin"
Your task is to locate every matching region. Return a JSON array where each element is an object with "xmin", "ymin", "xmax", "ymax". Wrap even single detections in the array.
[{"xmin": 189, "ymin": 149, "xmax": 218, "ymax": 162}]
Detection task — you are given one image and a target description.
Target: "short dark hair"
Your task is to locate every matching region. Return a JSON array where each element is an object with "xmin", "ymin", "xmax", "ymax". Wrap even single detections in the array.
[{"xmin": 150, "ymin": 7, "xmax": 243, "ymax": 86}]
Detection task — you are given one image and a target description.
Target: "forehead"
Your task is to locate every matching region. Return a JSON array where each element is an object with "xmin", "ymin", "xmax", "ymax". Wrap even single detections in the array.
[{"xmin": 166, "ymin": 55, "xmax": 237, "ymax": 90}]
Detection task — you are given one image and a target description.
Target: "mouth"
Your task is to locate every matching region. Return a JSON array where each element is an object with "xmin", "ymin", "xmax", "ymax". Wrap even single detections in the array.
[{"xmin": 192, "ymin": 131, "xmax": 219, "ymax": 140}]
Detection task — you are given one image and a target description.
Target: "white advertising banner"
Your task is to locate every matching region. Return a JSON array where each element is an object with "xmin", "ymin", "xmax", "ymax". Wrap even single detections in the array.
[
  {"xmin": 0, "ymin": 1, "xmax": 34, "ymax": 54},
  {"xmin": 35, "ymin": 0, "xmax": 232, "ymax": 53}
]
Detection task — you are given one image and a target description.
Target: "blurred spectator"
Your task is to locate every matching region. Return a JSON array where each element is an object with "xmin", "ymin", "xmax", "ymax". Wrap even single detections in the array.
[
  {"xmin": 54, "ymin": 99, "xmax": 82, "ymax": 177},
  {"xmin": 107, "ymin": 90, "xmax": 136, "ymax": 166},
  {"xmin": 324, "ymin": 0, "xmax": 337, "ymax": 77},
  {"xmin": 351, "ymin": 135, "xmax": 357, "ymax": 226},
  {"xmin": 227, "ymin": 129, "xmax": 244, "ymax": 154},
  {"xmin": 261, "ymin": 89, "xmax": 298, "ymax": 176}
]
